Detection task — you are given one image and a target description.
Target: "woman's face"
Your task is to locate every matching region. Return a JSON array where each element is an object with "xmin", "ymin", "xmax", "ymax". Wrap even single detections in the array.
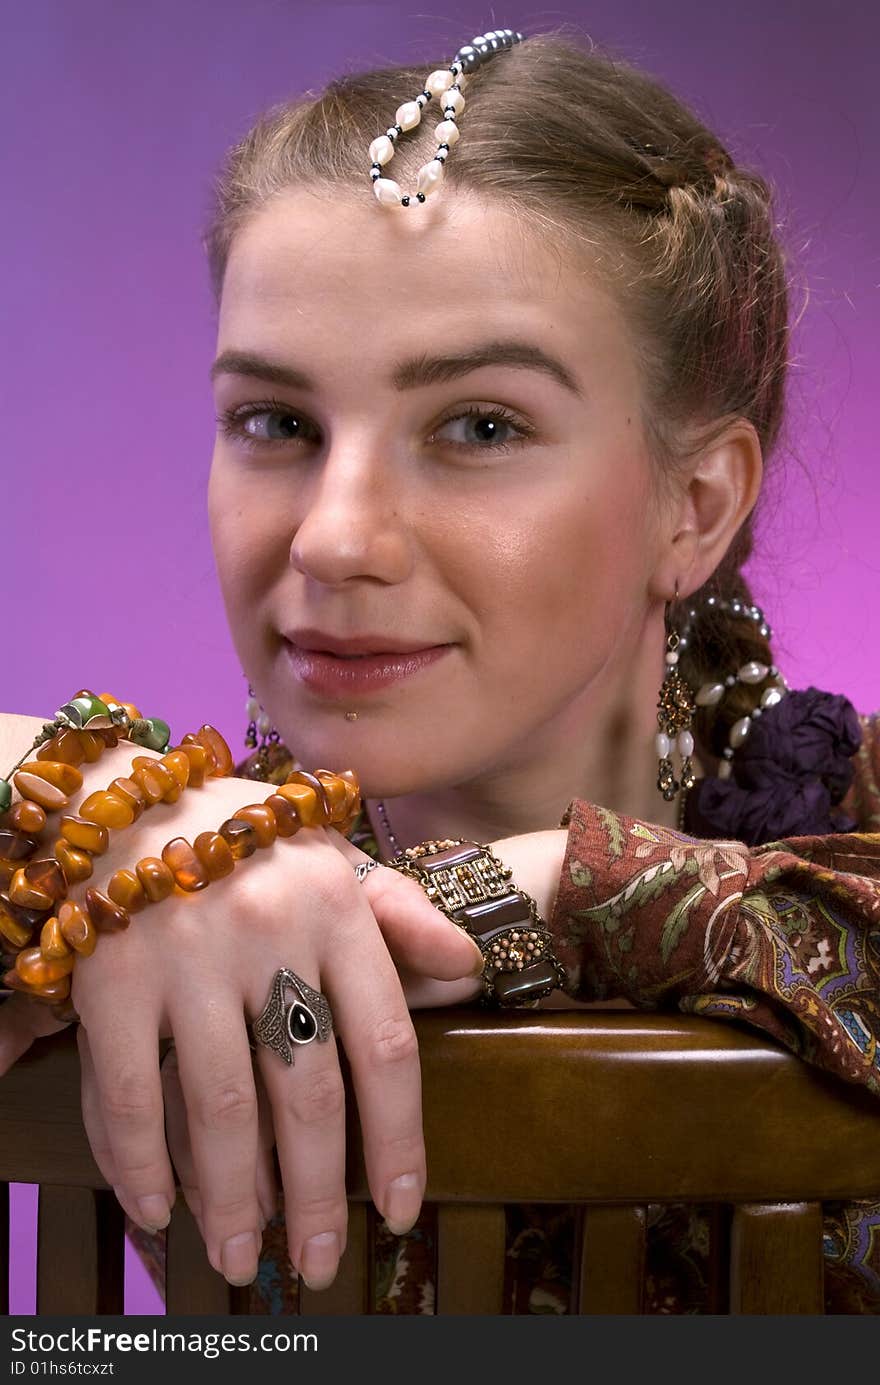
[{"xmin": 208, "ymin": 189, "xmax": 669, "ymax": 795}]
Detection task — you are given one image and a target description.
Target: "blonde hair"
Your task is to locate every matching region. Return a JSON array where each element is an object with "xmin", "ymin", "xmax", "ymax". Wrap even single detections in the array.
[{"xmin": 203, "ymin": 30, "xmax": 793, "ymax": 760}]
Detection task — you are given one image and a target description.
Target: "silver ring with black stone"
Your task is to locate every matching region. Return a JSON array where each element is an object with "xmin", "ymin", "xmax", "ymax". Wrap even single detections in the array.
[{"xmin": 250, "ymin": 968, "xmax": 333, "ymax": 1066}]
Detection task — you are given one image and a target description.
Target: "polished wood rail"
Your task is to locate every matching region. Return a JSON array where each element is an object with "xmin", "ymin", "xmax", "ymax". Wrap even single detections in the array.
[{"xmin": 3, "ymin": 1010, "xmax": 879, "ymax": 1314}]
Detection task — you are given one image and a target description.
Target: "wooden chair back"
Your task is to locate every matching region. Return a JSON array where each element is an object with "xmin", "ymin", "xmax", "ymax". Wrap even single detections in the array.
[{"xmin": 3, "ymin": 1010, "xmax": 880, "ymax": 1314}]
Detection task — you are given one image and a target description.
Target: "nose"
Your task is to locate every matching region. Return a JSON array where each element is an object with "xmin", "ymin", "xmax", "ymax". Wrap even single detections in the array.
[{"xmin": 288, "ymin": 431, "xmax": 413, "ymax": 587}]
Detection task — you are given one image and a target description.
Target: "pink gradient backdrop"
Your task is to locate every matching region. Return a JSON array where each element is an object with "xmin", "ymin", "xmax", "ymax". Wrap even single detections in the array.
[{"xmin": 4, "ymin": 0, "xmax": 878, "ymax": 1315}]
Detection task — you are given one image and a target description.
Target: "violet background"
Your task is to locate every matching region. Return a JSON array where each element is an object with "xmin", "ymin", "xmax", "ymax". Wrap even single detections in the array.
[{"xmin": 4, "ymin": 0, "xmax": 878, "ymax": 1315}]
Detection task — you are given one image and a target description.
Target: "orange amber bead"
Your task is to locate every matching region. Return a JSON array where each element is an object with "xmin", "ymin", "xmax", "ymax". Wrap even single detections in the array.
[
  {"xmin": 58, "ymin": 900, "xmax": 97, "ymax": 956},
  {"xmin": 264, "ymin": 794, "xmax": 301, "ymax": 838},
  {"xmin": 36, "ymin": 728, "xmax": 86, "ymax": 767},
  {"xmin": 192, "ymin": 831, "xmax": 235, "ymax": 881},
  {"xmin": 24, "ymin": 857, "xmax": 67, "ymax": 902},
  {"xmin": 18, "ymin": 760, "xmax": 84, "ymax": 796},
  {"xmin": 135, "ymin": 857, "xmax": 176, "ymax": 902},
  {"xmin": 78, "ymin": 731, "xmax": 105, "ymax": 763},
  {"xmin": 40, "ymin": 916, "xmax": 72, "ymax": 961},
  {"xmin": 85, "ymin": 888, "xmax": 131, "ymax": 933},
  {"xmin": 79, "ymin": 790, "xmax": 135, "ymax": 830},
  {"xmin": 161, "ymin": 838, "xmax": 210, "ymax": 891},
  {"xmin": 177, "ymin": 742, "xmax": 208, "ymax": 787},
  {"xmin": 97, "ymin": 694, "xmax": 143, "ymax": 722},
  {"xmin": 107, "ymin": 776, "xmax": 147, "ymax": 821},
  {"xmin": 0, "ymin": 902, "xmax": 33, "ymax": 949},
  {"xmin": 275, "ymin": 782, "xmax": 323, "ymax": 827},
  {"xmin": 107, "ymin": 869, "xmax": 147, "ymax": 913},
  {"xmin": 314, "ymin": 771, "xmax": 349, "ymax": 821},
  {"xmin": 160, "ymin": 751, "xmax": 190, "ymax": 790},
  {"xmin": 0, "ymin": 828, "xmax": 38, "ymax": 861},
  {"xmin": 130, "ymin": 763, "xmax": 165, "ymax": 805},
  {"xmin": 55, "ymin": 838, "xmax": 94, "ymax": 885},
  {"xmin": 232, "ymin": 804, "xmax": 277, "ymax": 848},
  {"xmin": 9, "ymin": 800, "xmax": 47, "ymax": 834},
  {"xmin": 16, "ymin": 946, "xmax": 73, "ymax": 985},
  {"xmin": 0, "ymin": 860, "xmax": 15, "ymax": 890},
  {"xmin": 8, "ymin": 868, "xmax": 52, "ymax": 911},
  {"xmin": 59, "ymin": 815, "xmax": 109, "ymax": 854},
  {"xmin": 131, "ymin": 757, "xmax": 179, "ymax": 803},
  {"xmin": 193, "ymin": 725, "xmax": 234, "ymax": 778},
  {"xmin": 218, "ymin": 819, "xmax": 258, "ymax": 860},
  {"xmin": 12, "ymin": 771, "xmax": 69, "ymax": 814},
  {"xmin": 3, "ymin": 968, "xmax": 71, "ymax": 1001},
  {"xmin": 284, "ymin": 770, "xmax": 331, "ymax": 817}
]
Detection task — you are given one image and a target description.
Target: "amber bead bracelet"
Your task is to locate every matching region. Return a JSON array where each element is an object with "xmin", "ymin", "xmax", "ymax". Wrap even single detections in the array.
[{"xmin": 2, "ymin": 696, "xmax": 361, "ymax": 1011}]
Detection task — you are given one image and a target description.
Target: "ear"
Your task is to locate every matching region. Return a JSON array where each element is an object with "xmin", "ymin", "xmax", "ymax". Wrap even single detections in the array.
[{"xmin": 651, "ymin": 419, "xmax": 764, "ymax": 600}]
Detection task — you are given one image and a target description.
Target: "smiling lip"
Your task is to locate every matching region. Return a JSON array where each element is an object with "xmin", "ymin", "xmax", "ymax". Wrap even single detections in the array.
[{"xmin": 284, "ymin": 638, "xmax": 453, "ymax": 696}]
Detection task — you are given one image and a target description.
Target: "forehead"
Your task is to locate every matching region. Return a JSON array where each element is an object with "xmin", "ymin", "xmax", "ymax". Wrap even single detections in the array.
[{"xmin": 217, "ymin": 189, "xmax": 635, "ymax": 380}]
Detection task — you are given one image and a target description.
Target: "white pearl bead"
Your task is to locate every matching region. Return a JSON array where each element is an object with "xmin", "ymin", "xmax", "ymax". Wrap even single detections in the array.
[
  {"xmin": 257, "ymin": 713, "xmax": 273, "ymax": 736},
  {"xmin": 760, "ymin": 686, "xmax": 784, "ymax": 708},
  {"xmin": 696, "ymin": 682, "xmax": 724, "ymax": 707},
  {"xmin": 416, "ymin": 159, "xmax": 445, "ymax": 196},
  {"xmin": 441, "ymin": 87, "xmax": 465, "ymax": 114},
  {"xmin": 677, "ymin": 730, "xmax": 694, "ymax": 757},
  {"xmin": 655, "ymin": 732, "xmax": 671, "ymax": 758},
  {"xmin": 738, "ymin": 661, "xmax": 768, "ymax": 684},
  {"xmin": 395, "ymin": 101, "xmax": 422, "ymax": 131},
  {"xmin": 729, "ymin": 716, "xmax": 752, "ymax": 747},
  {"xmin": 717, "ymin": 759, "xmax": 733, "ymax": 780},
  {"xmin": 369, "ymin": 135, "xmax": 394, "ymax": 165},
  {"xmin": 665, "ymin": 650, "xmax": 679, "ymax": 666},
  {"xmin": 246, "ymin": 697, "xmax": 259, "ymax": 721},
  {"xmin": 434, "ymin": 119, "xmax": 460, "ymax": 145},
  {"xmin": 373, "ymin": 177, "xmax": 403, "ymax": 205},
  {"xmin": 425, "ymin": 69, "xmax": 453, "ymax": 97}
]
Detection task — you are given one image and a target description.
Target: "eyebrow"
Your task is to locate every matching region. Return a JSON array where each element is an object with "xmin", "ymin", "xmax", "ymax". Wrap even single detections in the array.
[{"xmin": 209, "ymin": 341, "xmax": 584, "ymax": 398}]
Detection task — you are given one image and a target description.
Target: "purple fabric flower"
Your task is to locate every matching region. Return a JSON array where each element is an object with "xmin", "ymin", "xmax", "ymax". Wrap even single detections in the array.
[{"xmin": 684, "ymin": 687, "xmax": 862, "ymax": 846}]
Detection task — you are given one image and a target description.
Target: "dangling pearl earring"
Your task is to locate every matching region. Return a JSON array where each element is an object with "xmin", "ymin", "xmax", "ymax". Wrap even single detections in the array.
[
  {"xmin": 244, "ymin": 681, "xmax": 279, "ymax": 775},
  {"xmin": 656, "ymin": 585, "xmax": 697, "ymax": 802}
]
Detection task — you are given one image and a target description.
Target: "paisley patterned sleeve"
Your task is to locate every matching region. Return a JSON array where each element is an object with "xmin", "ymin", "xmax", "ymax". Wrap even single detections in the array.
[{"xmin": 549, "ymin": 712, "xmax": 880, "ymax": 1098}]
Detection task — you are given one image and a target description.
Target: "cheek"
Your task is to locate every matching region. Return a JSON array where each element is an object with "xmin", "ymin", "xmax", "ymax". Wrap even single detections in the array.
[
  {"xmin": 460, "ymin": 466, "xmax": 655, "ymax": 662},
  {"xmin": 207, "ymin": 456, "xmax": 286, "ymax": 612}
]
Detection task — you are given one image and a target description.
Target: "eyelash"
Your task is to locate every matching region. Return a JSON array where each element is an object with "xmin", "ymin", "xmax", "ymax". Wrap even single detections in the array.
[{"xmin": 215, "ymin": 397, "xmax": 535, "ymax": 456}]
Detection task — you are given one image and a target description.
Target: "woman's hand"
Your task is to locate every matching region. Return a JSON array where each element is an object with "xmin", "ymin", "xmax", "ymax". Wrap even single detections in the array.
[{"xmin": 0, "ymin": 723, "xmax": 484, "ymax": 1290}]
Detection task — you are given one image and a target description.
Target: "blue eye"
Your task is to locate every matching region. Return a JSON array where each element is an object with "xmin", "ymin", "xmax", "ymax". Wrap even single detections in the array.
[
  {"xmin": 216, "ymin": 400, "xmax": 316, "ymax": 448},
  {"xmin": 432, "ymin": 406, "xmax": 534, "ymax": 452}
]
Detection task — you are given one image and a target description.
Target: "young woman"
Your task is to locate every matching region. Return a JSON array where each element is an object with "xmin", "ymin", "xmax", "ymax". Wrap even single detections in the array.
[{"xmin": 2, "ymin": 29, "xmax": 877, "ymax": 1314}]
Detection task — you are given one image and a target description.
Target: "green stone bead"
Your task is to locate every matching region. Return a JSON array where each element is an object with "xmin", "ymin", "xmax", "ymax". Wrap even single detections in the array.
[
  {"xmin": 56, "ymin": 694, "xmax": 113, "ymax": 732},
  {"xmin": 0, "ymin": 780, "xmax": 10, "ymax": 814},
  {"xmin": 142, "ymin": 718, "xmax": 171, "ymax": 752}
]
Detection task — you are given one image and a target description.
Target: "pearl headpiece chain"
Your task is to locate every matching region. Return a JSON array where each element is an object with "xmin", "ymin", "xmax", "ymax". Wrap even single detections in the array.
[{"xmin": 369, "ymin": 29, "xmax": 525, "ymax": 208}]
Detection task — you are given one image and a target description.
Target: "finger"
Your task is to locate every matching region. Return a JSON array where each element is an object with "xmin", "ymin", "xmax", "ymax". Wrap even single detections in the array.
[
  {"xmin": 331, "ymin": 841, "xmax": 484, "ymax": 980},
  {"xmin": 163, "ymin": 1045, "xmax": 278, "ymax": 1236},
  {"xmin": 0, "ymin": 995, "xmax": 70, "ymax": 1075},
  {"xmin": 78, "ymin": 993, "xmax": 175, "ymax": 1235},
  {"xmin": 168, "ymin": 987, "xmax": 264, "ymax": 1287},
  {"xmin": 398, "ymin": 968, "xmax": 482, "ymax": 1009},
  {"xmin": 254, "ymin": 971, "xmax": 348, "ymax": 1293},
  {"xmin": 161, "ymin": 1046, "xmax": 204, "ymax": 1235}
]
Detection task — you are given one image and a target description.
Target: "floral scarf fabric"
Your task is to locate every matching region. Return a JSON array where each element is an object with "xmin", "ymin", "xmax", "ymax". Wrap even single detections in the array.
[{"xmin": 130, "ymin": 707, "xmax": 880, "ymax": 1313}]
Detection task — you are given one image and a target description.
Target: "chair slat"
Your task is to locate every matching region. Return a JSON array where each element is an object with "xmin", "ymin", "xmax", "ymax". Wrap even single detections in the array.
[
  {"xmin": 576, "ymin": 1205, "xmax": 645, "ymax": 1314},
  {"xmin": 166, "ymin": 1195, "xmax": 232, "ymax": 1313},
  {"xmin": 436, "ymin": 1205, "xmax": 506, "ymax": 1313},
  {"xmin": 730, "ymin": 1201, "xmax": 824, "ymax": 1313},
  {"xmin": 299, "ymin": 1202, "xmax": 370, "ymax": 1314},
  {"xmin": 37, "ymin": 1187, "xmax": 123, "ymax": 1314}
]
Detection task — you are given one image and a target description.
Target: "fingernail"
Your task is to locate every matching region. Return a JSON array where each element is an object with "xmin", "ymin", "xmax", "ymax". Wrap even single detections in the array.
[
  {"xmin": 221, "ymin": 1230, "xmax": 260, "ymax": 1286},
  {"xmin": 469, "ymin": 947, "xmax": 486, "ymax": 977},
  {"xmin": 135, "ymin": 1195, "xmax": 171, "ymax": 1231},
  {"xmin": 384, "ymin": 1173, "xmax": 422, "ymax": 1236},
  {"xmin": 300, "ymin": 1231, "xmax": 340, "ymax": 1290}
]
